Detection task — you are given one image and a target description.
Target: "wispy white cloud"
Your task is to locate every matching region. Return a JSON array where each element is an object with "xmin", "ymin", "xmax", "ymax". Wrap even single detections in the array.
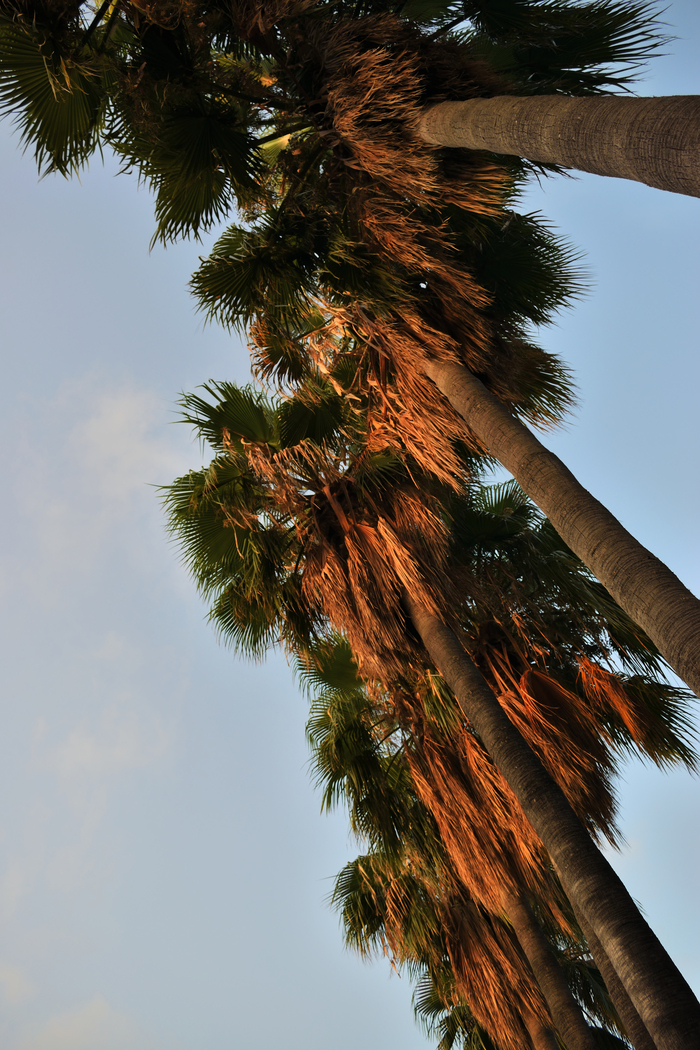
[
  {"xmin": 0, "ymin": 373, "xmax": 186, "ymax": 914},
  {"xmin": 7, "ymin": 374, "xmax": 189, "ymax": 597},
  {"xmin": 17, "ymin": 699, "xmax": 174, "ymax": 897},
  {"xmin": 15, "ymin": 996, "xmax": 174, "ymax": 1050},
  {"xmin": 44, "ymin": 706, "xmax": 171, "ymax": 780},
  {"xmin": 0, "ymin": 963, "xmax": 33, "ymax": 1005}
]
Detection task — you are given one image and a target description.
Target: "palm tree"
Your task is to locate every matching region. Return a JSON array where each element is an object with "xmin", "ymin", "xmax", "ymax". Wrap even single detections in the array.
[
  {"xmin": 399, "ymin": 590, "xmax": 700, "ymax": 1050},
  {"xmin": 163, "ymin": 376, "xmax": 700, "ymax": 1049},
  {"xmin": 192, "ymin": 184, "xmax": 700, "ymax": 702},
  {"xmin": 2, "ymin": 0, "xmax": 698, "ymax": 197},
  {"xmin": 303, "ymin": 636, "xmax": 634, "ymax": 1048},
  {"xmin": 6, "ymin": 0, "xmax": 697, "ymax": 1027},
  {"xmin": 418, "ymin": 93, "xmax": 700, "ymax": 197},
  {"xmin": 414, "ymin": 0, "xmax": 699, "ymax": 196},
  {"xmin": 413, "ymin": 971, "xmax": 629, "ymax": 1050},
  {"xmin": 4, "ymin": 0, "xmax": 700, "ymax": 692},
  {"xmin": 337, "ymin": 849, "xmax": 637, "ymax": 1050},
  {"xmin": 420, "ymin": 357, "xmax": 700, "ymax": 703},
  {"xmin": 300, "ymin": 482, "xmax": 696, "ymax": 1050}
]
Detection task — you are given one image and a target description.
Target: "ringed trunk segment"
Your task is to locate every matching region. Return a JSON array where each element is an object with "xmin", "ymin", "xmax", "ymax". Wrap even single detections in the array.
[
  {"xmin": 424, "ymin": 359, "xmax": 700, "ymax": 701},
  {"xmin": 418, "ymin": 95, "xmax": 700, "ymax": 198},
  {"xmin": 403, "ymin": 593, "xmax": 700, "ymax": 1050},
  {"xmin": 574, "ymin": 908, "xmax": 657, "ymax": 1050},
  {"xmin": 502, "ymin": 890, "xmax": 599, "ymax": 1050}
]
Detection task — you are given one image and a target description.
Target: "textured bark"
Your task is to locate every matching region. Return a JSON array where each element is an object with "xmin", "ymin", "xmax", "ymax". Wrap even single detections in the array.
[
  {"xmin": 503, "ymin": 890, "xmax": 599, "ymax": 1050},
  {"xmin": 523, "ymin": 1009, "xmax": 559, "ymax": 1050},
  {"xmin": 403, "ymin": 593, "xmax": 700, "ymax": 1050},
  {"xmin": 575, "ymin": 908, "xmax": 658, "ymax": 1050},
  {"xmin": 418, "ymin": 95, "xmax": 700, "ymax": 197},
  {"xmin": 424, "ymin": 359, "xmax": 700, "ymax": 700}
]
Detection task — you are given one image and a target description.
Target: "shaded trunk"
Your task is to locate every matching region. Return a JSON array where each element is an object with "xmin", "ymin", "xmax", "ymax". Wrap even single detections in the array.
[
  {"xmin": 403, "ymin": 592, "xmax": 700, "ymax": 1050},
  {"xmin": 423, "ymin": 358, "xmax": 700, "ymax": 700},
  {"xmin": 575, "ymin": 907, "xmax": 658, "ymax": 1050},
  {"xmin": 523, "ymin": 1009, "xmax": 560, "ymax": 1050},
  {"xmin": 502, "ymin": 890, "xmax": 599, "ymax": 1050},
  {"xmin": 418, "ymin": 95, "xmax": 700, "ymax": 198}
]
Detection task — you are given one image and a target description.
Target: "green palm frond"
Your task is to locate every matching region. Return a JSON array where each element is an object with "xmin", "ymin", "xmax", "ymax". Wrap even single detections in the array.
[
  {"xmin": 163, "ymin": 466, "xmax": 254, "ymax": 589},
  {"xmin": 414, "ymin": 971, "xmax": 498, "ymax": 1050},
  {"xmin": 191, "ymin": 212, "xmax": 322, "ymax": 331},
  {"xmin": 297, "ymin": 635, "xmax": 363, "ymax": 696},
  {"xmin": 209, "ymin": 575, "xmax": 285, "ymax": 658},
  {"xmin": 113, "ymin": 108, "xmax": 262, "ymax": 244},
  {"xmin": 472, "ymin": 478, "xmax": 532, "ymax": 519},
  {"xmin": 307, "ymin": 675, "xmax": 411, "ymax": 839},
  {"xmin": 598, "ymin": 674, "xmax": 697, "ymax": 770},
  {"xmin": 560, "ymin": 955, "xmax": 627, "ymax": 1039},
  {"xmin": 0, "ymin": 20, "xmax": 106, "ymax": 174},
  {"xmin": 251, "ymin": 307, "xmax": 332, "ymax": 385},
  {"xmin": 278, "ymin": 381, "xmax": 347, "ymax": 447},
  {"xmin": 303, "ymin": 636, "xmax": 440, "ymax": 851},
  {"xmin": 469, "ymin": 211, "xmax": 586, "ymax": 328},
  {"xmin": 258, "ymin": 131, "xmax": 292, "ymax": 167},
  {"xmin": 463, "ymin": 0, "xmax": 667, "ymax": 94},
  {"xmin": 332, "ymin": 853, "xmax": 444, "ymax": 961},
  {"xmin": 447, "ymin": 480, "xmax": 539, "ymax": 553},
  {"xmin": 179, "ymin": 382, "xmax": 279, "ymax": 450}
]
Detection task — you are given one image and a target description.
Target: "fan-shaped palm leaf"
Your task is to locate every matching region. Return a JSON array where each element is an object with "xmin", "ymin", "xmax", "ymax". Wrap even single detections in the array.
[{"xmin": 0, "ymin": 19, "xmax": 105, "ymax": 173}]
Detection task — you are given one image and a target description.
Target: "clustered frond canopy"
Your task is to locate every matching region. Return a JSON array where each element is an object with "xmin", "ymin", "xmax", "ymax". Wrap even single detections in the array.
[
  {"xmin": 304, "ymin": 635, "xmax": 635, "ymax": 1049},
  {"xmin": 3, "ymin": 0, "xmax": 661, "ymax": 499},
  {"xmin": 1, "ymin": 0, "xmax": 667, "ymax": 218},
  {"xmin": 161, "ymin": 372, "xmax": 696, "ymax": 1045},
  {"xmin": 4, "ymin": 1, "xmax": 693, "ymax": 1044},
  {"xmin": 163, "ymin": 374, "xmax": 697, "ymax": 764}
]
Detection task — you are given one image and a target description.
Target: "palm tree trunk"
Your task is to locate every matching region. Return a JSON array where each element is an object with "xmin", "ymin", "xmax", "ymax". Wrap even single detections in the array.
[
  {"xmin": 423, "ymin": 358, "xmax": 700, "ymax": 700},
  {"xmin": 523, "ymin": 1009, "xmax": 560, "ymax": 1050},
  {"xmin": 574, "ymin": 907, "xmax": 657, "ymax": 1050},
  {"xmin": 402, "ymin": 592, "xmax": 700, "ymax": 1050},
  {"xmin": 502, "ymin": 889, "xmax": 599, "ymax": 1050},
  {"xmin": 418, "ymin": 95, "xmax": 700, "ymax": 197}
]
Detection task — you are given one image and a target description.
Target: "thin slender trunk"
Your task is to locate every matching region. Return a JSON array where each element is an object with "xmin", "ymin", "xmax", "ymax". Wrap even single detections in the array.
[
  {"xmin": 403, "ymin": 592, "xmax": 700, "ymax": 1050},
  {"xmin": 418, "ymin": 95, "xmax": 700, "ymax": 198},
  {"xmin": 575, "ymin": 907, "xmax": 658, "ymax": 1050},
  {"xmin": 502, "ymin": 889, "xmax": 599, "ymax": 1050},
  {"xmin": 423, "ymin": 358, "xmax": 700, "ymax": 700}
]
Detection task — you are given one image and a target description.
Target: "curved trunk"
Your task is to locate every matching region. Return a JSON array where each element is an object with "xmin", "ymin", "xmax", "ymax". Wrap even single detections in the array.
[
  {"xmin": 418, "ymin": 95, "xmax": 700, "ymax": 198},
  {"xmin": 403, "ymin": 592, "xmax": 700, "ymax": 1050},
  {"xmin": 502, "ymin": 890, "xmax": 599, "ymax": 1050},
  {"xmin": 574, "ymin": 908, "xmax": 657, "ymax": 1050},
  {"xmin": 423, "ymin": 358, "xmax": 700, "ymax": 700}
]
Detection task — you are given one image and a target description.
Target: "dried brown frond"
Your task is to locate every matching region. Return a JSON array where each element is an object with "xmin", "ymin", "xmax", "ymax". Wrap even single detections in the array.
[
  {"xmin": 504, "ymin": 669, "xmax": 619, "ymax": 845},
  {"xmin": 337, "ymin": 305, "xmax": 490, "ymax": 483},
  {"xmin": 302, "ymin": 14, "xmax": 510, "ymax": 209},
  {"xmin": 352, "ymin": 852, "xmax": 552, "ymax": 1050},
  {"xmin": 406, "ymin": 727, "xmax": 553, "ymax": 914},
  {"xmin": 300, "ymin": 484, "xmax": 450, "ymax": 678},
  {"xmin": 353, "ymin": 191, "xmax": 493, "ymax": 308},
  {"xmin": 388, "ymin": 682, "xmax": 570, "ymax": 925},
  {"xmin": 229, "ymin": 428, "xmax": 456, "ymax": 676},
  {"xmin": 227, "ymin": 0, "xmax": 317, "ymax": 43},
  {"xmin": 577, "ymin": 656, "xmax": 681, "ymax": 758},
  {"xmin": 442, "ymin": 892, "xmax": 553, "ymax": 1050}
]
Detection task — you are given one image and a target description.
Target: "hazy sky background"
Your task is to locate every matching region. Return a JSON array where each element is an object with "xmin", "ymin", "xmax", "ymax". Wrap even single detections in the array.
[{"xmin": 0, "ymin": 3, "xmax": 698, "ymax": 1047}]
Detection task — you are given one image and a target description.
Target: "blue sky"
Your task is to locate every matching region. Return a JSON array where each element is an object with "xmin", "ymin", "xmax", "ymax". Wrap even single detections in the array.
[{"xmin": 0, "ymin": 4, "xmax": 698, "ymax": 1047}]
